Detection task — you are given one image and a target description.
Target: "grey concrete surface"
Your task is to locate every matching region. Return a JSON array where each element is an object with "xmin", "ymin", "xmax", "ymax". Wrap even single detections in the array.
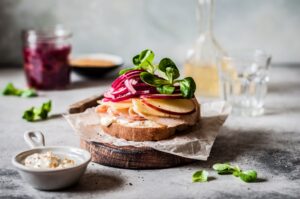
[
  {"xmin": 0, "ymin": 64, "xmax": 300, "ymax": 198},
  {"xmin": 1, "ymin": 0, "xmax": 300, "ymax": 65}
]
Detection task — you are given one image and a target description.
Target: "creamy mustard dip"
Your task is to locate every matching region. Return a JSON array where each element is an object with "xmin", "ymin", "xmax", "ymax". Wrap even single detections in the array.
[{"xmin": 24, "ymin": 151, "xmax": 75, "ymax": 169}]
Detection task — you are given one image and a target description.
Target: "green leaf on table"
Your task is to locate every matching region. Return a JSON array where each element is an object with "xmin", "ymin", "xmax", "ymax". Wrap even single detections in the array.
[
  {"xmin": 2, "ymin": 83, "xmax": 22, "ymax": 96},
  {"xmin": 156, "ymin": 85, "xmax": 175, "ymax": 94},
  {"xmin": 1, "ymin": 83, "xmax": 37, "ymax": 97},
  {"xmin": 239, "ymin": 170, "xmax": 257, "ymax": 183},
  {"xmin": 232, "ymin": 166, "xmax": 241, "ymax": 177},
  {"xmin": 212, "ymin": 163, "xmax": 258, "ymax": 183},
  {"xmin": 192, "ymin": 170, "xmax": 208, "ymax": 183},
  {"xmin": 22, "ymin": 107, "xmax": 35, "ymax": 122},
  {"xmin": 179, "ymin": 77, "xmax": 196, "ymax": 99},
  {"xmin": 22, "ymin": 100, "xmax": 52, "ymax": 122},
  {"xmin": 233, "ymin": 170, "xmax": 240, "ymax": 177},
  {"xmin": 38, "ymin": 100, "xmax": 52, "ymax": 119},
  {"xmin": 212, "ymin": 163, "xmax": 236, "ymax": 174},
  {"xmin": 158, "ymin": 58, "xmax": 180, "ymax": 83},
  {"xmin": 20, "ymin": 89, "xmax": 38, "ymax": 97}
]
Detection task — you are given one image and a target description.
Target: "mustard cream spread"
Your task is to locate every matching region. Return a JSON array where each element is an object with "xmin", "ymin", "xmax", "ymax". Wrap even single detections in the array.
[{"xmin": 24, "ymin": 151, "xmax": 75, "ymax": 169}]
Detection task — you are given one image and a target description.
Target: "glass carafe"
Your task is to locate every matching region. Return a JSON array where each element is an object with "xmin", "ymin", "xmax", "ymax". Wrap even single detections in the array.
[{"xmin": 184, "ymin": 0, "xmax": 226, "ymax": 99}]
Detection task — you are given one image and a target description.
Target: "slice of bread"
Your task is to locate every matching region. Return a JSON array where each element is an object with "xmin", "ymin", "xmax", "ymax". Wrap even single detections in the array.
[
  {"xmin": 101, "ymin": 123, "xmax": 176, "ymax": 141},
  {"xmin": 100, "ymin": 99, "xmax": 200, "ymax": 141}
]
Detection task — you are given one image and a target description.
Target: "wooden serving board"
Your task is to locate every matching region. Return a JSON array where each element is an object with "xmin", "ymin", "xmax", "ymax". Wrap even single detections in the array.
[{"xmin": 69, "ymin": 95, "xmax": 196, "ymax": 169}]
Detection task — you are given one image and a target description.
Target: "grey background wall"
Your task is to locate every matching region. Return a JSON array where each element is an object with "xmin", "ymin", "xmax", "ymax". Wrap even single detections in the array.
[{"xmin": 0, "ymin": 0, "xmax": 299, "ymax": 67}]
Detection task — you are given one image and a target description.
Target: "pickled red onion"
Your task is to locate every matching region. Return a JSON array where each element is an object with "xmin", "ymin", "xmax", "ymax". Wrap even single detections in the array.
[
  {"xmin": 124, "ymin": 79, "xmax": 136, "ymax": 94},
  {"xmin": 103, "ymin": 69, "xmax": 182, "ymax": 102}
]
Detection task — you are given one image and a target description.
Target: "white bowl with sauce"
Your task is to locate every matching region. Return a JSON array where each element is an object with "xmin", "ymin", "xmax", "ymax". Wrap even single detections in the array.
[{"xmin": 12, "ymin": 131, "xmax": 91, "ymax": 190}]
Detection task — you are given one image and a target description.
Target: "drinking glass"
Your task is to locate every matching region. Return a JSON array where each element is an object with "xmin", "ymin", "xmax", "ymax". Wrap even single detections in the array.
[
  {"xmin": 218, "ymin": 50, "xmax": 271, "ymax": 116},
  {"xmin": 22, "ymin": 26, "xmax": 72, "ymax": 90}
]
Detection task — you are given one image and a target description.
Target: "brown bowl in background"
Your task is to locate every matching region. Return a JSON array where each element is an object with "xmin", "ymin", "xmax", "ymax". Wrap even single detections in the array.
[{"xmin": 70, "ymin": 53, "xmax": 123, "ymax": 78}]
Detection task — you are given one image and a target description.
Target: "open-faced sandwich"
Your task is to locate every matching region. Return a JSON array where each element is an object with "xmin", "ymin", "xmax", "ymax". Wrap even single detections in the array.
[{"xmin": 96, "ymin": 49, "xmax": 199, "ymax": 141}]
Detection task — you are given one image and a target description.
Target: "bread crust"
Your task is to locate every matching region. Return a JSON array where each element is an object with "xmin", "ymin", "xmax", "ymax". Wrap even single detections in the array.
[{"xmin": 101, "ymin": 123, "xmax": 176, "ymax": 141}]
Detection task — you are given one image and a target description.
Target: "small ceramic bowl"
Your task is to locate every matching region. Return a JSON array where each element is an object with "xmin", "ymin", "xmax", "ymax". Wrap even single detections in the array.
[
  {"xmin": 70, "ymin": 53, "xmax": 123, "ymax": 78},
  {"xmin": 12, "ymin": 131, "xmax": 91, "ymax": 190}
]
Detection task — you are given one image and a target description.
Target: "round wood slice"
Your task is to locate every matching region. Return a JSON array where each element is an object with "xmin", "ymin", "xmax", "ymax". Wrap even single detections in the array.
[{"xmin": 80, "ymin": 139, "xmax": 196, "ymax": 169}]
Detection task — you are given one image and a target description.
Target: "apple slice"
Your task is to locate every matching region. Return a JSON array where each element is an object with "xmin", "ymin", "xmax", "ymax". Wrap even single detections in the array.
[
  {"xmin": 141, "ymin": 98, "xmax": 195, "ymax": 115},
  {"xmin": 140, "ymin": 94, "xmax": 183, "ymax": 99},
  {"xmin": 102, "ymin": 100, "xmax": 132, "ymax": 110},
  {"xmin": 132, "ymin": 99, "xmax": 178, "ymax": 118}
]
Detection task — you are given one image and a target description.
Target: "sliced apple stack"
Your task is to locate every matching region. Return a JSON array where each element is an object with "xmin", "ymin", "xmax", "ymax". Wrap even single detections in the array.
[
  {"xmin": 132, "ymin": 95, "xmax": 196, "ymax": 117},
  {"xmin": 132, "ymin": 99, "xmax": 176, "ymax": 118},
  {"xmin": 102, "ymin": 100, "xmax": 132, "ymax": 110},
  {"xmin": 141, "ymin": 98, "xmax": 195, "ymax": 115}
]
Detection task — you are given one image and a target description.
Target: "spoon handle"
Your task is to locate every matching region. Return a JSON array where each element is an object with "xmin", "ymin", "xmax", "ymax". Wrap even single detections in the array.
[{"xmin": 24, "ymin": 131, "xmax": 45, "ymax": 148}]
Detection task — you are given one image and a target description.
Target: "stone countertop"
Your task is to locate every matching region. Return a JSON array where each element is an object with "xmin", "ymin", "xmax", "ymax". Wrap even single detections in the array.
[{"xmin": 0, "ymin": 65, "xmax": 299, "ymax": 199}]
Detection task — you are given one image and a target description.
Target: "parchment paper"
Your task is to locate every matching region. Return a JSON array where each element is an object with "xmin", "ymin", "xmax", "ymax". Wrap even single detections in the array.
[{"xmin": 64, "ymin": 101, "xmax": 231, "ymax": 160}]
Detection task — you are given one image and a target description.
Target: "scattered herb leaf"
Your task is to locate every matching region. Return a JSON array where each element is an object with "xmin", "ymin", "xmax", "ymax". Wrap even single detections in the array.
[
  {"xmin": 192, "ymin": 170, "xmax": 208, "ymax": 183},
  {"xmin": 22, "ymin": 100, "xmax": 52, "ymax": 122},
  {"xmin": 22, "ymin": 107, "xmax": 35, "ymax": 122},
  {"xmin": 2, "ymin": 83, "xmax": 37, "ymax": 97},
  {"xmin": 212, "ymin": 163, "xmax": 258, "ymax": 183},
  {"xmin": 20, "ymin": 89, "xmax": 37, "ymax": 98},
  {"xmin": 212, "ymin": 163, "xmax": 235, "ymax": 174},
  {"xmin": 232, "ymin": 166, "xmax": 241, "ymax": 177},
  {"xmin": 2, "ymin": 83, "xmax": 22, "ymax": 96},
  {"xmin": 239, "ymin": 170, "xmax": 257, "ymax": 183}
]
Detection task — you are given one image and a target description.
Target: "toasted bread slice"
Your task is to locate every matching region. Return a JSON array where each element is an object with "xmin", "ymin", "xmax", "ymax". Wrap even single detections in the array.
[
  {"xmin": 99, "ymin": 99, "xmax": 200, "ymax": 141},
  {"xmin": 101, "ymin": 122, "xmax": 176, "ymax": 141}
]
